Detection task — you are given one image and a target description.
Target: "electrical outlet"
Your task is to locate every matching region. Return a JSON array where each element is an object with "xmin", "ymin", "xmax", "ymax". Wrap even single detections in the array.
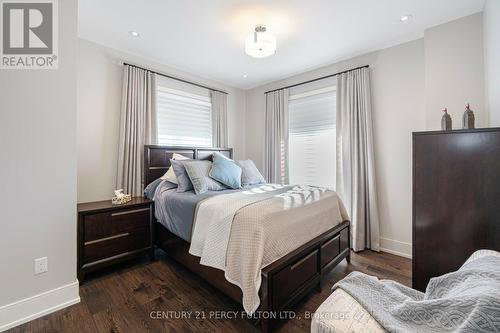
[{"xmin": 34, "ymin": 257, "xmax": 48, "ymax": 275}]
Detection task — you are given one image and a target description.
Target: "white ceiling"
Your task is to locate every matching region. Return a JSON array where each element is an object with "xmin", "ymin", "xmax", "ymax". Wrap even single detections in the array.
[{"xmin": 78, "ymin": 0, "xmax": 484, "ymax": 90}]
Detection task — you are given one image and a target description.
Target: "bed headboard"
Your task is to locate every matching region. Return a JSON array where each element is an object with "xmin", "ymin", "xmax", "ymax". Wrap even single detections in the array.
[{"xmin": 143, "ymin": 145, "xmax": 233, "ymax": 186}]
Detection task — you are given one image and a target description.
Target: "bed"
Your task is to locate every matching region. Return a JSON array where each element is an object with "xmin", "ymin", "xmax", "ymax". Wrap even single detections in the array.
[{"xmin": 144, "ymin": 145, "xmax": 351, "ymax": 332}]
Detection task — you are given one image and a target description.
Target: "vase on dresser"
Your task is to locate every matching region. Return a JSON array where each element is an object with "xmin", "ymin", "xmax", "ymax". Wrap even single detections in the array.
[
  {"xmin": 441, "ymin": 108, "xmax": 452, "ymax": 130},
  {"xmin": 462, "ymin": 103, "xmax": 475, "ymax": 129}
]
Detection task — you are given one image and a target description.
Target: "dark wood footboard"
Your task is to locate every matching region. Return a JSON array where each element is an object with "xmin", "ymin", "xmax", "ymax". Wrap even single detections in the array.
[{"xmin": 155, "ymin": 220, "xmax": 350, "ymax": 332}]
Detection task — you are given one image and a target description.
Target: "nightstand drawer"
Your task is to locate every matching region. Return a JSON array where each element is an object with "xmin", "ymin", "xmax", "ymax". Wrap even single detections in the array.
[
  {"xmin": 83, "ymin": 226, "xmax": 151, "ymax": 264},
  {"xmin": 84, "ymin": 207, "xmax": 150, "ymax": 242}
]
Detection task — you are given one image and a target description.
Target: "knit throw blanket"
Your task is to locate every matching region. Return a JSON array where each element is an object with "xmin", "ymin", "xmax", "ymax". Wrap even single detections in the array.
[{"xmin": 334, "ymin": 252, "xmax": 500, "ymax": 332}]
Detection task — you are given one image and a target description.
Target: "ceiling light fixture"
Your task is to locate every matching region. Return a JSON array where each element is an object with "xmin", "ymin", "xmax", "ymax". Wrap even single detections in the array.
[
  {"xmin": 400, "ymin": 14, "xmax": 413, "ymax": 22},
  {"xmin": 128, "ymin": 30, "xmax": 140, "ymax": 37},
  {"xmin": 245, "ymin": 25, "xmax": 276, "ymax": 58},
  {"xmin": 242, "ymin": 74, "xmax": 248, "ymax": 78}
]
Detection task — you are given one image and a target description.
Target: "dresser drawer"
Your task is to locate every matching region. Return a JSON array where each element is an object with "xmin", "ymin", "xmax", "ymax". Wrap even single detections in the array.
[
  {"xmin": 272, "ymin": 249, "xmax": 319, "ymax": 308},
  {"xmin": 83, "ymin": 226, "xmax": 151, "ymax": 264},
  {"xmin": 84, "ymin": 207, "xmax": 150, "ymax": 242},
  {"xmin": 321, "ymin": 235, "xmax": 340, "ymax": 267}
]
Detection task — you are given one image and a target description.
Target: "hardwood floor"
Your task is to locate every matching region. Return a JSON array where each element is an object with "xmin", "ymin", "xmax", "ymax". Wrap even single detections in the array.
[{"xmin": 8, "ymin": 250, "xmax": 411, "ymax": 333}]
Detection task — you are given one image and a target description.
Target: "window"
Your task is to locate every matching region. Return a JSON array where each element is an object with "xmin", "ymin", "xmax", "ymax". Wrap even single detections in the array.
[
  {"xmin": 156, "ymin": 85, "xmax": 212, "ymax": 147},
  {"xmin": 288, "ymin": 86, "xmax": 336, "ymax": 189}
]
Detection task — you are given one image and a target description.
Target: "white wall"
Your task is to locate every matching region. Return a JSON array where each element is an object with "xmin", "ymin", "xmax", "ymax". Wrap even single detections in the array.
[
  {"xmin": 484, "ymin": 0, "xmax": 500, "ymax": 126},
  {"xmin": 77, "ymin": 39, "xmax": 246, "ymax": 203},
  {"xmin": 425, "ymin": 13, "xmax": 485, "ymax": 129},
  {"xmin": 245, "ymin": 39, "xmax": 426, "ymax": 258},
  {"xmin": 0, "ymin": 0, "xmax": 79, "ymax": 330},
  {"xmin": 245, "ymin": 13, "xmax": 486, "ymax": 258}
]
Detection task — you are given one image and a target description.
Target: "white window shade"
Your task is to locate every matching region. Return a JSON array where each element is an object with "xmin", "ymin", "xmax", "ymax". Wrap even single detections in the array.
[
  {"xmin": 156, "ymin": 86, "xmax": 213, "ymax": 147},
  {"xmin": 289, "ymin": 87, "xmax": 336, "ymax": 189}
]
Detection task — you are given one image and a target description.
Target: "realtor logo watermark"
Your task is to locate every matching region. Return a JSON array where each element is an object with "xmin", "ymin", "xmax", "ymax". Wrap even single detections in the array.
[{"xmin": 1, "ymin": 0, "xmax": 58, "ymax": 69}]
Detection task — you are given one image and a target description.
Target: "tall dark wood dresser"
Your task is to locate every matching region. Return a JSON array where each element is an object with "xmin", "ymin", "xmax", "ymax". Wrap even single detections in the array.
[{"xmin": 412, "ymin": 128, "xmax": 500, "ymax": 291}]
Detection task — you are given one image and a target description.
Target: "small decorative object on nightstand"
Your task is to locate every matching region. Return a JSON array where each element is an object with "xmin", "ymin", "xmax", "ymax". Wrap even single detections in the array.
[
  {"xmin": 462, "ymin": 103, "xmax": 475, "ymax": 129},
  {"xmin": 112, "ymin": 189, "xmax": 131, "ymax": 205},
  {"xmin": 77, "ymin": 197, "xmax": 154, "ymax": 282},
  {"xmin": 441, "ymin": 107, "xmax": 452, "ymax": 130}
]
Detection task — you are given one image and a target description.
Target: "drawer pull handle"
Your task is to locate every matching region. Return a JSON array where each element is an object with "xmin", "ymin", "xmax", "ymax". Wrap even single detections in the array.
[
  {"xmin": 85, "ymin": 233, "xmax": 129, "ymax": 245},
  {"xmin": 291, "ymin": 251, "xmax": 317, "ymax": 270},
  {"xmin": 111, "ymin": 208, "xmax": 150, "ymax": 217}
]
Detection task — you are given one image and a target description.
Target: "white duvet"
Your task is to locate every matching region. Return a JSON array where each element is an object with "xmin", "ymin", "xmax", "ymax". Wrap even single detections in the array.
[{"xmin": 188, "ymin": 184, "xmax": 349, "ymax": 314}]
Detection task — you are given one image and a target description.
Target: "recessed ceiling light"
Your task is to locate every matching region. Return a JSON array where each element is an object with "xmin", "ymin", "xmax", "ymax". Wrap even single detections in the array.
[
  {"xmin": 242, "ymin": 74, "xmax": 248, "ymax": 78},
  {"xmin": 128, "ymin": 30, "xmax": 140, "ymax": 37},
  {"xmin": 400, "ymin": 15, "xmax": 413, "ymax": 22}
]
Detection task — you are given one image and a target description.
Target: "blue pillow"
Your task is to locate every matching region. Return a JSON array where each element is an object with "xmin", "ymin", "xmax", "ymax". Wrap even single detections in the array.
[{"xmin": 209, "ymin": 152, "xmax": 242, "ymax": 189}]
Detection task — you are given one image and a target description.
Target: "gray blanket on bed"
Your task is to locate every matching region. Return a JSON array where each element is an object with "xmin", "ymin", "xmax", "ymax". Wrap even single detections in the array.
[{"xmin": 333, "ymin": 255, "xmax": 500, "ymax": 333}]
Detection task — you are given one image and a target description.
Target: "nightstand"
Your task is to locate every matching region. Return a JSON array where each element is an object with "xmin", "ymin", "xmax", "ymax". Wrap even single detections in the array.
[{"xmin": 77, "ymin": 197, "xmax": 154, "ymax": 282}]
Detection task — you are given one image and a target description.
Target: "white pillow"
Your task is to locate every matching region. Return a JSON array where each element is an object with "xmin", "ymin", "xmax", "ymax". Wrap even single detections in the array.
[{"xmin": 160, "ymin": 153, "xmax": 189, "ymax": 184}]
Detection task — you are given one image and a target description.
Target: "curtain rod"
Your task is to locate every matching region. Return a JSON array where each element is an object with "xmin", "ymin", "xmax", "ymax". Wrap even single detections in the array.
[
  {"xmin": 264, "ymin": 65, "xmax": 369, "ymax": 94},
  {"xmin": 123, "ymin": 62, "xmax": 228, "ymax": 95}
]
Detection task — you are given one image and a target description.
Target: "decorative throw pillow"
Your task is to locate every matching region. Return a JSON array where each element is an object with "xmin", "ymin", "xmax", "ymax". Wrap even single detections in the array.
[
  {"xmin": 160, "ymin": 153, "xmax": 190, "ymax": 184},
  {"xmin": 182, "ymin": 160, "xmax": 227, "ymax": 195},
  {"xmin": 237, "ymin": 160, "xmax": 266, "ymax": 186},
  {"xmin": 209, "ymin": 152, "xmax": 242, "ymax": 189},
  {"xmin": 170, "ymin": 159, "xmax": 194, "ymax": 192}
]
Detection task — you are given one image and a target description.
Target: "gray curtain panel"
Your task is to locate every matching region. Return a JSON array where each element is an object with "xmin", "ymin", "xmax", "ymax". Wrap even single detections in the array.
[
  {"xmin": 117, "ymin": 65, "xmax": 157, "ymax": 196},
  {"xmin": 336, "ymin": 67, "xmax": 380, "ymax": 252},
  {"xmin": 210, "ymin": 90, "xmax": 228, "ymax": 147},
  {"xmin": 264, "ymin": 89, "xmax": 289, "ymax": 184}
]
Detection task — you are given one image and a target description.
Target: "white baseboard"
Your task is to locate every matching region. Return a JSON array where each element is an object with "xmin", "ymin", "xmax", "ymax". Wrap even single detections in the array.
[
  {"xmin": 380, "ymin": 237, "xmax": 412, "ymax": 259},
  {"xmin": 0, "ymin": 281, "xmax": 80, "ymax": 332}
]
